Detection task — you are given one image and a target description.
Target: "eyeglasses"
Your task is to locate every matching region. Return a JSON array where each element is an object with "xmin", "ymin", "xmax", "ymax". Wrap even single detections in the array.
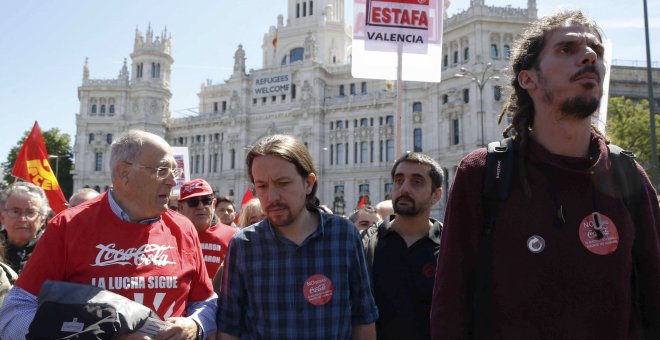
[
  {"xmin": 124, "ymin": 161, "xmax": 184, "ymax": 180},
  {"xmin": 4, "ymin": 208, "xmax": 42, "ymax": 220},
  {"xmin": 184, "ymin": 196, "xmax": 214, "ymax": 208}
]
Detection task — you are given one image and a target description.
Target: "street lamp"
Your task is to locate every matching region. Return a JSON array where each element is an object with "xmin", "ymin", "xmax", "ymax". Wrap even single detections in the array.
[
  {"xmin": 48, "ymin": 154, "xmax": 65, "ymax": 178},
  {"xmin": 456, "ymin": 62, "xmax": 502, "ymax": 146}
]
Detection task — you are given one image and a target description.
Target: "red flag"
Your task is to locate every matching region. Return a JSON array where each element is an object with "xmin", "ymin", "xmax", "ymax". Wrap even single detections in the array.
[
  {"xmin": 356, "ymin": 195, "xmax": 367, "ymax": 209},
  {"xmin": 234, "ymin": 187, "xmax": 255, "ymax": 223},
  {"xmin": 12, "ymin": 121, "xmax": 68, "ymax": 213},
  {"xmin": 272, "ymin": 30, "xmax": 278, "ymax": 48}
]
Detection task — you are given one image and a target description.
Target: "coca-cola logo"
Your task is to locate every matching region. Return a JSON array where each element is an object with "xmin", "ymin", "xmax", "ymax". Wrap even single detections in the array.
[{"xmin": 92, "ymin": 243, "xmax": 176, "ymax": 267}]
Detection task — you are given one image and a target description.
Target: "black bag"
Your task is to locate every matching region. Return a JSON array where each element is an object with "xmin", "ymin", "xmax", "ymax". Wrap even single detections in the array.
[{"xmin": 27, "ymin": 280, "xmax": 160, "ymax": 340}]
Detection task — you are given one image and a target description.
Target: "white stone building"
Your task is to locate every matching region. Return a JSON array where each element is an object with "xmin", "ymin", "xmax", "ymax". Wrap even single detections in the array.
[{"xmin": 73, "ymin": 0, "xmax": 538, "ymax": 218}]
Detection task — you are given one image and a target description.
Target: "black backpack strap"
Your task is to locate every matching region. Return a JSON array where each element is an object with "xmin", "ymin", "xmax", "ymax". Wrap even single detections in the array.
[
  {"xmin": 472, "ymin": 137, "xmax": 515, "ymax": 338},
  {"xmin": 608, "ymin": 144, "xmax": 648, "ymax": 338}
]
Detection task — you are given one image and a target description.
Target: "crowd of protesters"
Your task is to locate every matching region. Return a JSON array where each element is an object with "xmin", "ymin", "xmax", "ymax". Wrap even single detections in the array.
[{"xmin": 0, "ymin": 10, "xmax": 658, "ymax": 340}]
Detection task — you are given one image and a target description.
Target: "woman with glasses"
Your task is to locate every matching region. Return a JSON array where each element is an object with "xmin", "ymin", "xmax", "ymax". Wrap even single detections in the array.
[{"xmin": 0, "ymin": 182, "xmax": 49, "ymax": 274}]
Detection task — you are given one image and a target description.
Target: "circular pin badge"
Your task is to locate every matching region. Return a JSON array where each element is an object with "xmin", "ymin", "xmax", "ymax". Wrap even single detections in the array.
[
  {"xmin": 303, "ymin": 274, "xmax": 334, "ymax": 306},
  {"xmin": 578, "ymin": 212, "xmax": 619, "ymax": 255},
  {"xmin": 527, "ymin": 235, "xmax": 546, "ymax": 253}
]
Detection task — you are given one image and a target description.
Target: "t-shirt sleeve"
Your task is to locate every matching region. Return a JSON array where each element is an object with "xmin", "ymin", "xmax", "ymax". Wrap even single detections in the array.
[
  {"xmin": 14, "ymin": 218, "xmax": 68, "ymax": 295},
  {"xmin": 348, "ymin": 223, "xmax": 379, "ymax": 325},
  {"xmin": 185, "ymin": 223, "xmax": 215, "ymax": 302},
  {"xmin": 216, "ymin": 236, "xmax": 246, "ymax": 336}
]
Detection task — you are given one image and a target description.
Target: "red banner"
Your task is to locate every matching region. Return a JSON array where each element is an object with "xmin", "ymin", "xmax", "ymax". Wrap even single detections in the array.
[{"xmin": 12, "ymin": 121, "xmax": 68, "ymax": 213}]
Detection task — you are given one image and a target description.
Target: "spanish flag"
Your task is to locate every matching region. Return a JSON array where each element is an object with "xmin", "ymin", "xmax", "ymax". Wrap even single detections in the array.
[{"xmin": 12, "ymin": 121, "xmax": 68, "ymax": 213}]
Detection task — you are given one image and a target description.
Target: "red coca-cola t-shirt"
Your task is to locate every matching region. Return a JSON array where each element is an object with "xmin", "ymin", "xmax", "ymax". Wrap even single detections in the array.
[
  {"xmin": 197, "ymin": 222, "xmax": 236, "ymax": 277},
  {"xmin": 16, "ymin": 193, "xmax": 214, "ymax": 320}
]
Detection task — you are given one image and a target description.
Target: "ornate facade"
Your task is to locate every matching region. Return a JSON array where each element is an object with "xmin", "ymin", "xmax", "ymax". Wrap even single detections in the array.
[{"xmin": 73, "ymin": 0, "xmax": 540, "ymax": 218}]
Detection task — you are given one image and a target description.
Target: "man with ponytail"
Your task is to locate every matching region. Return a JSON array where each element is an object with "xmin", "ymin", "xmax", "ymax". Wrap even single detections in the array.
[{"xmin": 431, "ymin": 10, "xmax": 660, "ymax": 339}]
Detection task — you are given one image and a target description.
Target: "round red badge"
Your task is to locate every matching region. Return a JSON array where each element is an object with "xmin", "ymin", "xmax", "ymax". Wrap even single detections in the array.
[
  {"xmin": 578, "ymin": 212, "xmax": 619, "ymax": 255},
  {"xmin": 303, "ymin": 274, "xmax": 334, "ymax": 306}
]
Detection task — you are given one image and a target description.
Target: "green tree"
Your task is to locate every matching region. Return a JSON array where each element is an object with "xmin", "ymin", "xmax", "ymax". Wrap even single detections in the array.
[
  {"xmin": 606, "ymin": 96, "xmax": 659, "ymax": 180},
  {"xmin": 2, "ymin": 128, "xmax": 74, "ymax": 199}
]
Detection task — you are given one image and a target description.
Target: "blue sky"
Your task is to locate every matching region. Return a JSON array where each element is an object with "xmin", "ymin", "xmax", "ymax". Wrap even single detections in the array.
[{"xmin": 1, "ymin": 0, "xmax": 658, "ymax": 165}]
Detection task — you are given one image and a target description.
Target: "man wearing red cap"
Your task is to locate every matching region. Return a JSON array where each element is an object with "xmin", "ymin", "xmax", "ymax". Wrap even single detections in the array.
[{"xmin": 178, "ymin": 179, "xmax": 236, "ymax": 279}]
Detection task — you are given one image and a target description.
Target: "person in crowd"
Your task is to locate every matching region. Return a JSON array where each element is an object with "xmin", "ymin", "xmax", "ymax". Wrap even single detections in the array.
[
  {"xmin": 349, "ymin": 205, "xmax": 381, "ymax": 232},
  {"xmin": 217, "ymin": 134, "xmax": 378, "ymax": 339},
  {"xmin": 363, "ymin": 152, "xmax": 443, "ymax": 339},
  {"xmin": 215, "ymin": 196, "xmax": 237, "ymax": 228},
  {"xmin": 68, "ymin": 187, "xmax": 100, "ymax": 208},
  {"xmin": 0, "ymin": 182, "xmax": 48, "ymax": 274},
  {"xmin": 178, "ymin": 178, "xmax": 236, "ymax": 278},
  {"xmin": 236, "ymin": 198, "xmax": 265, "ymax": 228},
  {"xmin": 168, "ymin": 194, "xmax": 180, "ymax": 212},
  {"xmin": 0, "ymin": 242, "xmax": 18, "ymax": 307},
  {"xmin": 0, "ymin": 130, "xmax": 217, "ymax": 340},
  {"xmin": 431, "ymin": 10, "xmax": 660, "ymax": 339},
  {"xmin": 375, "ymin": 200, "xmax": 394, "ymax": 221}
]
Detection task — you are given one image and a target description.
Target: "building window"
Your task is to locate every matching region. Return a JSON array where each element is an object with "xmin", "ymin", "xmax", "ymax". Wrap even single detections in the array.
[
  {"xmin": 262, "ymin": 97, "xmax": 267, "ymax": 104},
  {"xmin": 354, "ymin": 143, "xmax": 358, "ymax": 164},
  {"xmin": 361, "ymin": 82, "xmax": 367, "ymax": 94},
  {"xmin": 463, "ymin": 89, "xmax": 470, "ymax": 103},
  {"xmin": 494, "ymin": 85, "xmax": 502, "ymax": 101},
  {"xmin": 330, "ymin": 144, "xmax": 334, "ymax": 165},
  {"xmin": 151, "ymin": 63, "xmax": 156, "ymax": 78},
  {"xmin": 214, "ymin": 102, "xmax": 218, "ymax": 113},
  {"xmin": 333, "ymin": 185, "xmax": 345, "ymax": 215},
  {"xmin": 464, "ymin": 47, "xmax": 469, "ymax": 61},
  {"xmin": 359, "ymin": 184, "xmax": 370, "ymax": 205},
  {"xmin": 195, "ymin": 155, "xmax": 200, "ymax": 174},
  {"xmin": 100, "ymin": 105, "xmax": 106, "ymax": 114},
  {"xmin": 386, "ymin": 115, "xmax": 394, "ymax": 125},
  {"xmin": 156, "ymin": 63, "xmax": 161, "ymax": 78},
  {"xmin": 253, "ymin": 98, "xmax": 257, "ymax": 105},
  {"xmin": 336, "ymin": 143, "xmax": 344, "ymax": 165},
  {"xmin": 412, "ymin": 102, "xmax": 422, "ymax": 112},
  {"xmin": 292, "ymin": 84, "xmax": 296, "ymax": 99},
  {"xmin": 303, "ymin": 1, "xmax": 306, "ymax": 16},
  {"xmin": 490, "ymin": 44, "xmax": 499, "ymax": 58},
  {"xmin": 350, "ymin": 83, "xmax": 356, "ymax": 95},
  {"xmin": 309, "ymin": 0, "xmax": 313, "ymax": 15},
  {"xmin": 106, "ymin": 133, "xmax": 112, "ymax": 144},
  {"xmin": 370, "ymin": 141, "xmax": 374, "ymax": 162},
  {"xmin": 109, "ymin": 105, "xmax": 115, "ymax": 114},
  {"xmin": 95, "ymin": 152, "xmax": 103, "ymax": 171},
  {"xmin": 360, "ymin": 118, "xmax": 368, "ymax": 127},
  {"xmin": 345, "ymin": 142, "xmax": 349, "ymax": 164},
  {"xmin": 213, "ymin": 153, "xmax": 218, "ymax": 173},
  {"xmin": 413, "ymin": 128, "xmax": 423, "ymax": 152},
  {"xmin": 384, "ymin": 182, "xmax": 393, "ymax": 200},
  {"xmin": 339, "ymin": 85, "xmax": 345, "ymax": 96},
  {"xmin": 290, "ymin": 47, "xmax": 304, "ymax": 63},
  {"xmin": 137, "ymin": 63, "xmax": 143, "ymax": 78},
  {"xmin": 91, "ymin": 104, "xmax": 97, "ymax": 114},
  {"xmin": 442, "ymin": 94, "xmax": 448, "ymax": 104},
  {"xmin": 452, "ymin": 118, "xmax": 460, "ymax": 145},
  {"xmin": 336, "ymin": 120, "xmax": 344, "ymax": 129},
  {"xmin": 296, "ymin": 3, "xmax": 300, "ymax": 17},
  {"xmin": 360, "ymin": 142, "xmax": 369, "ymax": 163},
  {"xmin": 272, "ymin": 96, "xmax": 276, "ymax": 102},
  {"xmin": 503, "ymin": 45, "xmax": 511, "ymax": 59},
  {"xmin": 230, "ymin": 149, "xmax": 236, "ymax": 169},
  {"xmin": 386, "ymin": 139, "xmax": 394, "ymax": 162},
  {"xmin": 443, "ymin": 54, "xmax": 448, "ymax": 67},
  {"xmin": 453, "ymin": 51, "xmax": 459, "ymax": 64},
  {"xmin": 88, "ymin": 133, "xmax": 94, "ymax": 144}
]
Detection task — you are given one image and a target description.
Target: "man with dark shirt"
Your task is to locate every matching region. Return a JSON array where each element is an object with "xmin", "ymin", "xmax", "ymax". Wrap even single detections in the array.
[{"xmin": 363, "ymin": 152, "xmax": 443, "ymax": 339}]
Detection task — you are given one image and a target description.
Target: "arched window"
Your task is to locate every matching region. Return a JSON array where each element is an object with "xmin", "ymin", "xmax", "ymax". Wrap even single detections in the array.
[
  {"xmin": 464, "ymin": 47, "xmax": 470, "ymax": 61},
  {"xmin": 296, "ymin": 3, "xmax": 300, "ymax": 18},
  {"xmin": 386, "ymin": 115, "xmax": 394, "ymax": 125},
  {"xmin": 413, "ymin": 102, "xmax": 422, "ymax": 112},
  {"xmin": 156, "ymin": 63, "xmax": 161, "ymax": 78},
  {"xmin": 453, "ymin": 51, "xmax": 459, "ymax": 64},
  {"xmin": 290, "ymin": 48, "xmax": 304, "ymax": 63},
  {"xmin": 336, "ymin": 120, "xmax": 344, "ymax": 129},
  {"xmin": 494, "ymin": 85, "xmax": 502, "ymax": 101},
  {"xmin": 503, "ymin": 45, "xmax": 511, "ymax": 59},
  {"xmin": 109, "ymin": 105, "xmax": 115, "ymax": 114},
  {"xmin": 91, "ymin": 104, "xmax": 97, "ymax": 114},
  {"xmin": 88, "ymin": 133, "xmax": 95, "ymax": 144},
  {"xmin": 360, "ymin": 118, "xmax": 369, "ymax": 127},
  {"xmin": 463, "ymin": 89, "xmax": 470, "ymax": 103},
  {"xmin": 414, "ymin": 128, "xmax": 423, "ymax": 152},
  {"xmin": 490, "ymin": 44, "xmax": 499, "ymax": 58},
  {"xmin": 151, "ymin": 62, "xmax": 156, "ymax": 78},
  {"xmin": 100, "ymin": 105, "xmax": 106, "ymax": 114},
  {"xmin": 309, "ymin": 1, "xmax": 313, "ymax": 15},
  {"xmin": 106, "ymin": 133, "xmax": 113, "ymax": 144},
  {"xmin": 442, "ymin": 94, "xmax": 449, "ymax": 104}
]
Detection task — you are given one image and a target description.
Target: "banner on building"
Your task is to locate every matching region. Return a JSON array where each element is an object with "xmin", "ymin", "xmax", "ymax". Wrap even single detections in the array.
[
  {"xmin": 352, "ymin": 0, "xmax": 443, "ymax": 82},
  {"xmin": 12, "ymin": 121, "xmax": 68, "ymax": 213},
  {"xmin": 252, "ymin": 72, "xmax": 292, "ymax": 98},
  {"xmin": 171, "ymin": 147, "xmax": 190, "ymax": 196}
]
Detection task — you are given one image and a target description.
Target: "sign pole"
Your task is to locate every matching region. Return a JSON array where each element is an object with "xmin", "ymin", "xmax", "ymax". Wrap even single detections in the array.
[{"xmin": 396, "ymin": 43, "xmax": 403, "ymax": 160}]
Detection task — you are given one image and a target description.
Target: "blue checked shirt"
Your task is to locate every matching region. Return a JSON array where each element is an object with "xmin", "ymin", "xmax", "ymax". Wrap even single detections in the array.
[{"xmin": 217, "ymin": 209, "xmax": 378, "ymax": 339}]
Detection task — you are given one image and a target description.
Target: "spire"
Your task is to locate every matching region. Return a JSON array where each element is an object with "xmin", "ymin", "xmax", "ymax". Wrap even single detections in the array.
[
  {"xmin": 83, "ymin": 57, "xmax": 89, "ymax": 82},
  {"xmin": 527, "ymin": 0, "xmax": 537, "ymax": 17},
  {"xmin": 118, "ymin": 58, "xmax": 129, "ymax": 80}
]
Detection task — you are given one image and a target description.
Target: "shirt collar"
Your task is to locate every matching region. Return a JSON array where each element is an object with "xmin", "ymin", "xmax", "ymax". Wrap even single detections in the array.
[
  {"xmin": 377, "ymin": 217, "xmax": 442, "ymax": 245},
  {"xmin": 266, "ymin": 207, "xmax": 324, "ymax": 246},
  {"xmin": 107, "ymin": 189, "xmax": 162, "ymax": 225}
]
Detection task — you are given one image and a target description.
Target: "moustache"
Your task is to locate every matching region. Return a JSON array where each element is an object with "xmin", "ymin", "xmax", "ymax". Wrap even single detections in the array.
[
  {"xmin": 570, "ymin": 65, "xmax": 601, "ymax": 83},
  {"xmin": 395, "ymin": 196, "xmax": 414, "ymax": 204},
  {"xmin": 266, "ymin": 204, "xmax": 287, "ymax": 211}
]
